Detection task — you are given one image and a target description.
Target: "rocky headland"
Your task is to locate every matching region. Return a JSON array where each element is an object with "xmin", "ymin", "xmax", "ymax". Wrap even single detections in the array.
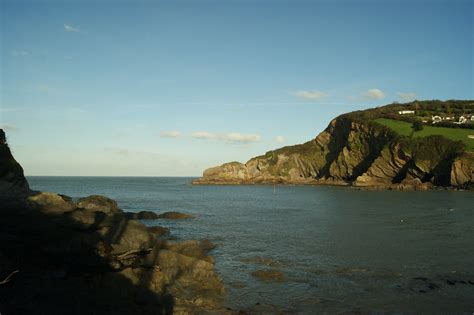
[
  {"xmin": 194, "ymin": 101, "xmax": 473, "ymax": 190},
  {"xmin": 0, "ymin": 129, "xmax": 230, "ymax": 315}
]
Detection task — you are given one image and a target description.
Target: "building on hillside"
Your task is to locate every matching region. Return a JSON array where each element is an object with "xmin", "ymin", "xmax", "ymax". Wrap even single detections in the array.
[
  {"xmin": 432, "ymin": 115, "xmax": 442, "ymax": 123},
  {"xmin": 454, "ymin": 116, "xmax": 468, "ymax": 124},
  {"xmin": 398, "ymin": 110, "xmax": 415, "ymax": 115}
]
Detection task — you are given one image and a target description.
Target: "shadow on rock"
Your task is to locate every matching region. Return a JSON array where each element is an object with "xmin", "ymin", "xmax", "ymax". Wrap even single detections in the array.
[{"xmin": 0, "ymin": 193, "xmax": 225, "ymax": 315}]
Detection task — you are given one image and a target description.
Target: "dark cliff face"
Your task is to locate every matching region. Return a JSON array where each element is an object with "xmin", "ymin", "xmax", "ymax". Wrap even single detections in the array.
[
  {"xmin": 0, "ymin": 129, "xmax": 30, "ymax": 200},
  {"xmin": 194, "ymin": 116, "xmax": 473, "ymax": 190}
]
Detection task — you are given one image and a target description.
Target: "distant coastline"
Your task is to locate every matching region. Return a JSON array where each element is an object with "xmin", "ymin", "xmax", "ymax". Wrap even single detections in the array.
[{"xmin": 194, "ymin": 100, "xmax": 474, "ymax": 191}]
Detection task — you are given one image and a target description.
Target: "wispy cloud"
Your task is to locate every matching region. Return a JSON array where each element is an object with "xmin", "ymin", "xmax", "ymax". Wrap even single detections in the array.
[
  {"xmin": 349, "ymin": 88, "xmax": 386, "ymax": 102},
  {"xmin": 293, "ymin": 90, "xmax": 328, "ymax": 101},
  {"xmin": 0, "ymin": 124, "xmax": 18, "ymax": 131},
  {"xmin": 397, "ymin": 92, "xmax": 416, "ymax": 102},
  {"xmin": 64, "ymin": 24, "xmax": 80, "ymax": 32},
  {"xmin": 191, "ymin": 131, "xmax": 261, "ymax": 144},
  {"xmin": 364, "ymin": 88, "xmax": 385, "ymax": 100},
  {"xmin": 10, "ymin": 50, "xmax": 29, "ymax": 57},
  {"xmin": 160, "ymin": 130, "xmax": 182, "ymax": 138},
  {"xmin": 275, "ymin": 136, "xmax": 285, "ymax": 144}
]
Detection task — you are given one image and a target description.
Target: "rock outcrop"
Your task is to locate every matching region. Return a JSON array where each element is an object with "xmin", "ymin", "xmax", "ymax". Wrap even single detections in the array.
[
  {"xmin": 0, "ymin": 129, "xmax": 30, "ymax": 201},
  {"xmin": 0, "ymin": 129, "xmax": 228, "ymax": 315},
  {"xmin": 194, "ymin": 113, "xmax": 473, "ymax": 190}
]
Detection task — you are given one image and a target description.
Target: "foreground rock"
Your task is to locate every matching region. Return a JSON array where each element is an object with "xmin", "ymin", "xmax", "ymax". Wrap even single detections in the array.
[
  {"xmin": 194, "ymin": 101, "xmax": 474, "ymax": 190},
  {"xmin": 0, "ymin": 192, "xmax": 226, "ymax": 314},
  {"xmin": 0, "ymin": 129, "xmax": 226, "ymax": 315}
]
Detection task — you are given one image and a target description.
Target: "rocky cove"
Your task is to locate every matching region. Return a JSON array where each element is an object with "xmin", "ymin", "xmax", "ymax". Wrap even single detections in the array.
[
  {"xmin": 0, "ymin": 130, "xmax": 232, "ymax": 315},
  {"xmin": 2, "ymin": 128, "xmax": 474, "ymax": 314}
]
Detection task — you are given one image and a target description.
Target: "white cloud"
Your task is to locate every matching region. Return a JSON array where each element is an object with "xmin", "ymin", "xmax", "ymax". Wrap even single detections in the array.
[
  {"xmin": 364, "ymin": 89, "xmax": 385, "ymax": 100},
  {"xmin": 397, "ymin": 92, "xmax": 416, "ymax": 102},
  {"xmin": 293, "ymin": 90, "xmax": 328, "ymax": 101},
  {"xmin": 191, "ymin": 131, "xmax": 217, "ymax": 140},
  {"xmin": 64, "ymin": 24, "xmax": 80, "ymax": 32},
  {"xmin": 160, "ymin": 130, "xmax": 182, "ymax": 138},
  {"xmin": 191, "ymin": 131, "xmax": 261, "ymax": 144},
  {"xmin": 224, "ymin": 132, "xmax": 261, "ymax": 143},
  {"xmin": 275, "ymin": 136, "xmax": 285, "ymax": 144},
  {"xmin": 10, "ymin": 50, "xmax": 28, "ymax": 57}
]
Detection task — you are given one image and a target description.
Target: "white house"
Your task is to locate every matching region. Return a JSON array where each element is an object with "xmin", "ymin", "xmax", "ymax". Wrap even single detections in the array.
[
  {"xmin": 471, "ymin": 116, "xmax": 474, "ymax": 121},
  {"xmin": 398, "ymin": 110, "xmax": 415, "ymax": 115},
  {"xmin": 454, "ymin": 116, "xmax": 467, "ymax": 125},
  {"xmin": 432, "ymin": 115, "xmax": 442, "ymax": 123}
]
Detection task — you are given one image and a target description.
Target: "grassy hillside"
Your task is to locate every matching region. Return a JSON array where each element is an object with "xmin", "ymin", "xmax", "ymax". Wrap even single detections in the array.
[{"xmin": 375, "ymin": 118, "xmax": 474, "ymax": 151}]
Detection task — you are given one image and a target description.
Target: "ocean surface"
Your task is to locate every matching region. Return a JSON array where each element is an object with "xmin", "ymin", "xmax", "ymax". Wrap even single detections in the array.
[{"xmin": 27, "ymin": 176, "xmax": 474, "ymax": 314}]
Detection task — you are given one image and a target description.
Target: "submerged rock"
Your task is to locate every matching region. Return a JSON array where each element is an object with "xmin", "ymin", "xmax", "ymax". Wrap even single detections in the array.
[
  {"xmin": 157, "ymin": 211, "xmax": 194, "ymax": 219},
  {"xmin": 251, "ymin": 269, "xmax": 285, "ymax": 282}
]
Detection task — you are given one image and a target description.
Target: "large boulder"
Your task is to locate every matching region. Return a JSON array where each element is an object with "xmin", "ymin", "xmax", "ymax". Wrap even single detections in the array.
[
  {"xmin": 77, "ymin": 195, "xmax": 120, "ymax": 215},
  {"xmin": 98, "ymin": 219, "xmax": 153, "ymax": 254}
]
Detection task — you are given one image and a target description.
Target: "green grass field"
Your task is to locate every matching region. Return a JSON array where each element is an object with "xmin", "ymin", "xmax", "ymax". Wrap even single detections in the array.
[{"xmin": 375, "ymin": 118, "xmax": 474, "ymax": 151}]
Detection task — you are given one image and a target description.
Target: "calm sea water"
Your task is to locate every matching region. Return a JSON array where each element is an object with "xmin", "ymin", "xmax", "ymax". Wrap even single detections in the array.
[{"xmin": 27, "ymin": 177, "xmax": 474, "ymax": 314}]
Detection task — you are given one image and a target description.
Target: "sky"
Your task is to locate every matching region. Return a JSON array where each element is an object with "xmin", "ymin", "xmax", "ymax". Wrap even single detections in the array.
[{"xmin": 1, "ymin": 0, "xmax": 473, "ymax": 176}]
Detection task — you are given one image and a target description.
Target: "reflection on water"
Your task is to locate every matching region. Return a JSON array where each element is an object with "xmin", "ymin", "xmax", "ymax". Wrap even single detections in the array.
[{"xmin": 28, "ymin": 177, "xmax": 474, "ymax": 313}]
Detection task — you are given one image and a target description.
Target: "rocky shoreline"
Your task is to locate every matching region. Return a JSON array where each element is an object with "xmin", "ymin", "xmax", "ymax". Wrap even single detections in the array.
[
  {"xmin": 0, "ymin": 129, "xmax": 235, "ymax": 314},
  {"xmin": 0, "ymin": 191, "xmax": 232, "ymax": 315}
]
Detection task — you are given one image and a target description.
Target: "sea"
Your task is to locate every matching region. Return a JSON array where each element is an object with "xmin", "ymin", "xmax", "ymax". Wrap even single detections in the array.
[{"xmin": 27, "ymin": 176, "xmax": 474, "ymax": 314}]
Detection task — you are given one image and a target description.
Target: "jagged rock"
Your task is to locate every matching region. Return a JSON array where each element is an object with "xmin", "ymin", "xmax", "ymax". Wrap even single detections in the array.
[{"xmin": 451, "ymin": 152, "xmax": 474, "ymax": 187}]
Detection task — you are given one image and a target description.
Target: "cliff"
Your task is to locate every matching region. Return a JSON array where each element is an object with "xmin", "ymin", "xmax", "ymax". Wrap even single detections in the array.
[
  {"xmin": 194, "ymin": 102, "xmax": 474, "ymax": 190},
  {"xmin": 0, "ymin": 130, "xmax": 30, "ymax": 201},
  {"xmin": 0, "ymin": 129, "xmax": 231, "ymax": 315}
]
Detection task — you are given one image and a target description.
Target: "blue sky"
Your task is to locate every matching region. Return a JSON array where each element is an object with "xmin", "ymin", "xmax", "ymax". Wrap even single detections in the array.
[{"xmin": 1, "ymin": 0, "xmax": 472, "ymax": 176}]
